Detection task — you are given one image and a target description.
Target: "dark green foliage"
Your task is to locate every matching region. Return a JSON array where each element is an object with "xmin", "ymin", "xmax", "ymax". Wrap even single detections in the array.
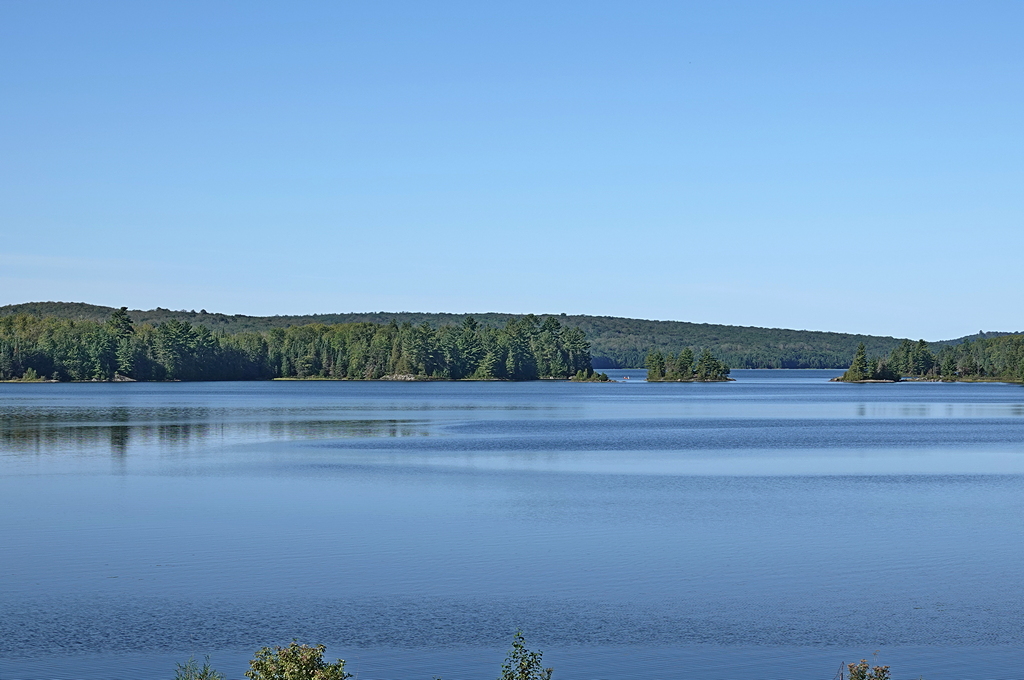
[
  {"xmin": 667, "ymin": 347, "xmax": 694, "ymax": 379},
  {"xmin": 245, "ymin": 642, "xmax": 350, "ymax": 680},
  {"xmin": 1, "ymin": 302, "xmax": 931, "ymax": 369},
  {"xmin": 840, "ymin": 343, "xmax": 871, "ymax": 381},
  {"xmin": 107, "ymin": 306, "xmax": 134, "ymax": 341},
  {"xmin": 869, "ymin": 357, "xmax": 900, "ymax": 382},
  {"xmin": 931, "ymin": 335, "xmax": 1024, "ymax": 381},
  {"xmin": 502, "ymin": 317, "xmax": 540, "ymax": 380},
  {"xmin": 0, "ymin": 310, "xmax": 594, "ymax": 382},
  {"xmin": 644, "ymin": 350, "xmax": 665, "ymax": 380},
  {"xmin": 839, "ymin": 343, "xmax": 902, "ymax": 382},
  {"xmin": 888, "ymin": 339, "xmax": 937, "ymax": 377},
  {"xmin": 647, "ymin": 347, "xmax": 729, "ymax": 381},
  {"xmin": 21, "ymin": 301, "xmax": 1022, "ymax": 374},
  {"xmin": 570, "ymin": 369, "xmax": 610, "ymax": 381},
  {"xmin": 694, "ymin": 348, "xmax": 730, "ymax": 380},
  {"xmin": 499, "ymin": 630, "xmax": 552, "ymax": 680},
  {"xmin": 840, "ymin": 334, "xmax": 1024, "ymax": 383}
]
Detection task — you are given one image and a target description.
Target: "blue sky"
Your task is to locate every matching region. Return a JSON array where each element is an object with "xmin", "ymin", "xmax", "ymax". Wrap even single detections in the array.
[{"xmin": 1, "ymin": 1, "xmax": 1021, "ymax": 339}]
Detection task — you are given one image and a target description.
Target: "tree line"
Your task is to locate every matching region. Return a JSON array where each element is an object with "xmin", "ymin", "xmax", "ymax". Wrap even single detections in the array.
[
  {"xmin": 12, "ymin": 301, "xmax": 1019, "ymax": 372},
  {"xmin": 1, "ymin": 301, "xmax": 916, "ymax": 369},
  {"xmin": 0, "ymin": 309, "xmax": 602, "ymax": 382},
  {"xmin": 644, "ymin": 348, "xmax": 731, "ymax": 381},
  {"xmin": 839, "ymin": 336, "xmax": 1024, "ymax": 382}
]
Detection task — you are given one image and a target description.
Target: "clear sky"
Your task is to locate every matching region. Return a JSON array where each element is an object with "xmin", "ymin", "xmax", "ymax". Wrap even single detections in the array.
[{"xmin": 1, "ymin": 1, "xmax": 1021, "ymax": 340}]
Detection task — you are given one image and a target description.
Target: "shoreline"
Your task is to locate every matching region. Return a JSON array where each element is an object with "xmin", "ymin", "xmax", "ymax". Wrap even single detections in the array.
[{"xmin": 646, "ymin": 377, "xmax": 735, "ymax": 383}]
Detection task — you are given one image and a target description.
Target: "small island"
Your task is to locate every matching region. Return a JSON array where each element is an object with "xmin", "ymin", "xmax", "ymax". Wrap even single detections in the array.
[
  {"xmin": 644, "ymin": 348, "xmax": 732, "ymax": 382},
  {"xmin": 832, "ymin": 343, "xmax": 900, "ymax": 382}
]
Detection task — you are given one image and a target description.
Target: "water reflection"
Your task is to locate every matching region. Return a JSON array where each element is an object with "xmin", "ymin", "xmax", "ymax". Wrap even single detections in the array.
[
  {"xmin": 0, "ymin": 406, "xmax": 212, "ymax": 425},
  {"xmin": 109, "ymin": 425, "xmax": 129, "ymax": 456},
  {"xmin": 0, "ymin": 411, "xmax": 432, "ymax": 456},
  {"xmin": 852, "ymin": 402, "xmax": 1024, "ymax": 418}
]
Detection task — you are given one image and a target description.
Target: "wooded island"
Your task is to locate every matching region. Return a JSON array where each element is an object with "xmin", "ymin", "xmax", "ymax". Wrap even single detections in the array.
[{"xmin": 644, "ymin": 348, "xmax": 731, "ymax": 381}]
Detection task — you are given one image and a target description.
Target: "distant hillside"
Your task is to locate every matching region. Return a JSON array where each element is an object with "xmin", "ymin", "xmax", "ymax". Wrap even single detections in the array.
[
  {"xmin": 0, "ymin": 300, "xmax": 965, "ymax": 369},
  {"xmin": 934, "ymin": 330, "xmax": 1022, "ymax": 346}
]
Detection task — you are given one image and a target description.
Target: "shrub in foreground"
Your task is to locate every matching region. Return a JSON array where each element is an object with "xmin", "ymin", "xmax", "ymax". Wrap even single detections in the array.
[
  {"xmin": 847, "ymin": 659, "xmax": 890, "ymax": 680},
  {"xmin": 499, "ymin": 630, "xmax": 552, "ymax": 680},
  {"xmin": 245, "ymin": 641, "xmax": 351, "ymax": 680},
  {"xmin": 174, "ymin": 656, "xmax": 223, "ymax": 680}
]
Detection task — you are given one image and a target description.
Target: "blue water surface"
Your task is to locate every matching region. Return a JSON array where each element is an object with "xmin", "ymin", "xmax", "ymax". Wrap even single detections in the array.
[{"xmin": 2, "ymin": 369, "xmax": 1023, "ymax": 679}]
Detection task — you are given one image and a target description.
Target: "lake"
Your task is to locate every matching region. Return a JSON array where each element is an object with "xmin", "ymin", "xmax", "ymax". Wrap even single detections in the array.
[{"xmin": 2, "ymin": 369, "xmax": 1024, "ymax": 679}]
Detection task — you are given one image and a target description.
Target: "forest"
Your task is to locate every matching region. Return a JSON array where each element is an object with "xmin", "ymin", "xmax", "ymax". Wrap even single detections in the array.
[
  {"xmin": 1, "ymin": 301, "xmax": 931, "ymax": 369},
  {"xmin": 838, "ymin": 336, "xmax": 1024, "ymax": 383},
  {"xmin": 644, "ymin": 348, "xmax": 731, "ymax": 381},
  {"xmin": 0, "ymin": 309, "xmax": 603, "ymax": 382},
  {"xmin": 4, "ymin": 301, "xmax": 1019, "ymax": 372}
]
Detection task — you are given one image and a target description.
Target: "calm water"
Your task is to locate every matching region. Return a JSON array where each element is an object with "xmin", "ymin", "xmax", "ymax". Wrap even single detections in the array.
[{"xmin": 2, "ymin": 370, "xmax": 1024, "ymax": 679}]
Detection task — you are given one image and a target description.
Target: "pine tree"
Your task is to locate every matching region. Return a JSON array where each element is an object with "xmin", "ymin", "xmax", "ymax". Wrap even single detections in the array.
[
  {"xmin": 115, "ymin": 338, "xmax": 135, "ymax": 377},
  {"xmin": 677, "ymin": 347, "xmax": 694, "ymax": 378},
  {"xmin": 645, "ymin": 350, "xmax": 665, "ymax": 380},
  {"xmin": 475, "ymin": 350, "xmax": 499, "ymax": 379},
  {"xmin": 842, "ymin": 343, "xmax": 870, "ymax": 381},
  {"xmin": 912, "ymin": 339, "xmax": 935, "ymax": 376},
  {"xmin": 694, "ymin": 348, "xmax": 729, "ymax": 380},
  {"xmin": 106, "ymin": 307, "xmax": 135, "ymax": 341}
]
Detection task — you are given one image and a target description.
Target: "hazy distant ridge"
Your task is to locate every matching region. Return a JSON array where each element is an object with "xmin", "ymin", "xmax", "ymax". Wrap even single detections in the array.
[{"xmin": 1, "ymin": 301, "xmax": 1008, "ymax": 369}]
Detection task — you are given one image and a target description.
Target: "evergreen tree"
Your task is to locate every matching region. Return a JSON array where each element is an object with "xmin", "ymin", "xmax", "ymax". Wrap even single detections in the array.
[
  {"xmin": 677, "ymin": 347, "xmax": 695, "ymax": 378},
  {"xmin": 663, "ymin": 352, "xmax": 679, "ymax": 379},
  {"xmin": 455, "ymin": 316, "xmax": 484, "ymax": 378},
  {"xmin": 645, "ymin": 350, "xmax": 665, "ymax": 380},
  {"xmin": 842, "ymin": 343, "xmax": 870, "ymax": 381},
  {"xmin": 474, "ymin": 350, "xmax": 500, "ymax": 379},
  {"xmin": 502, "ymin": 319, "xmax": 538, "ymax": 380},
  {"xmin": 155, "ymin": 319, "xmax": 197, "ymax": 380},
  {"xmin": 869, "ymin": 357, "xmax": 899, "ymax": 381},
  {"xmin": 561, "ymin": 327, "xmax": 592, "ymax": 376},
  {"xmin": 912, "ymin": 339, "xmax": 935, "ymax": 376},
  {"xmin": 694, "ymin": 348, "xmax": 729, "ymax": 380},
  {"xmin": 107, "ymin": 307, "xmax": 134, "ymax": 341}
]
